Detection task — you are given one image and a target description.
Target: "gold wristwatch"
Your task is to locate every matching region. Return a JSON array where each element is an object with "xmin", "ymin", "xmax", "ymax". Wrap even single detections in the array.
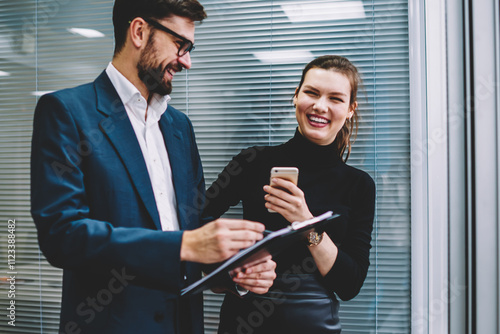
[{"xmin": 307, "ymin": 231, "xmax": 323, "ymax": 246}]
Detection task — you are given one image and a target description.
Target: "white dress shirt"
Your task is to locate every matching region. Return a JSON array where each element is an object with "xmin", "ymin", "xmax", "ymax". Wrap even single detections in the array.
[{"xmin": 106, "ymin": 63, "xmax": 180, "ymax": 231}]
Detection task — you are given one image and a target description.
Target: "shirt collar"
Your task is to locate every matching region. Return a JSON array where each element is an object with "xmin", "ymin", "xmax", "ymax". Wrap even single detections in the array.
[{"xmin": 105, "ymin": 62, "xmax": 171, "ymax": 123}]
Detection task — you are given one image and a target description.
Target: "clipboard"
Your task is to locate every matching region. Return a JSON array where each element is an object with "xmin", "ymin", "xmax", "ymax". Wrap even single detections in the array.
[{"xmin": 181, "ymin": 211, "xmax": 340, "ymax": 296}]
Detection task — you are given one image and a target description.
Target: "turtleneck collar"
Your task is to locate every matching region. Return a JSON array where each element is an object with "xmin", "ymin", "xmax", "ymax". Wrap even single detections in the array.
[{"xmin": 284, "ymin": 128, "xmax": 343, "ymax": 169}]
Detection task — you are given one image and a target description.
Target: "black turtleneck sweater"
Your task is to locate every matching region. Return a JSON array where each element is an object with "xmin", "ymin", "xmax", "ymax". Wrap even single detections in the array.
[{"xmin": 203, "ymin": 130, "xmax": 375, "ymax": 301}]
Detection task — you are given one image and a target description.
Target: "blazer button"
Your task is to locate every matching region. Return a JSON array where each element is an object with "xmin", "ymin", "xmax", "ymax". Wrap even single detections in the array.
[{"xmin": 154, "ymin": 312, "xmax": 165, "ymax": 323}]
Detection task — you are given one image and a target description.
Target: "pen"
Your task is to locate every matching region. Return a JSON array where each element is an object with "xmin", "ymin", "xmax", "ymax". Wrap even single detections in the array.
[{"xmin": 263, "ymin": 229, "xmax": 273, "ymax": 236}]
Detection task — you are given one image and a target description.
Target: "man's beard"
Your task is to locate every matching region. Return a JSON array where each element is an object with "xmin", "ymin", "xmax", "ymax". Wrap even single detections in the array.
[{"xmin": 137, "ymin": 33, "xmax": 175, "ymax": 96}]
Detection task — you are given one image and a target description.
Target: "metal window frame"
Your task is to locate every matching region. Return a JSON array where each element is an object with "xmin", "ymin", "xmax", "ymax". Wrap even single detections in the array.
[
  {"xmin": 466, "ymin": 0, "xmax": 500, "ymax": 333},
  {"xmin": 411, "ymin": 0, "xmax": 500, "ymax": 333},
  {"xmin": 409, "ymin": 0, "xmax": 463, "ymax": 333}
]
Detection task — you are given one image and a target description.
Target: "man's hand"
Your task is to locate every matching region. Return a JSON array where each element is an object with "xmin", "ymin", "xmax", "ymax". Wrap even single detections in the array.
[
  {"xmin": 180, "ymin": 219, "xmax": 265, "ymax": 263},
  {"xmin": 231, "ymin": 255, "xmax": 277, "ymax": 294}
]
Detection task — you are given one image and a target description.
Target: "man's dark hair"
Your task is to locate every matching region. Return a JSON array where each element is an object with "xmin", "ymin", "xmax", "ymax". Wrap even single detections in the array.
[{"xmin": 112, "ymin": 0, "xmax": 207, "ymax": 55}]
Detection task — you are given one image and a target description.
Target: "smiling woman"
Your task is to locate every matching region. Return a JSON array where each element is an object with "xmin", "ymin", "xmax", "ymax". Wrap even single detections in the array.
[
  {"xmin": 203, "ymin": 55, "xmax": 376, "ymax": 334},
  {"xmin": 170, "ymin": 2, "xmax": 414, "ymax": 265}
]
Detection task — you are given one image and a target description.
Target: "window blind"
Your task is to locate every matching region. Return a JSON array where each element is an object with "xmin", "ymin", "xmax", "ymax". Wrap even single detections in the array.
[
  {"xmin": 0, "ymin": 1, "xmax": 113, "ymax": 333},
  {"xmin": 0, "ymin": 1, "xmax": 411, "ymax": 333}
]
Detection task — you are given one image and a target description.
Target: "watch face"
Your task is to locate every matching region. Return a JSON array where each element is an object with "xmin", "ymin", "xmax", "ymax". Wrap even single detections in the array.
[{"xmin": 308, "ymin": 231, "xmax": 322, "ymax": 245}]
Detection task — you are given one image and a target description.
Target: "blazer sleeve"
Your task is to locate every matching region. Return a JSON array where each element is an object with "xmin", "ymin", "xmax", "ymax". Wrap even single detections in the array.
[
  {"xmin": 30, "ymin": 93, "xmax": 184, "ymax": 292},
  {"xmin": 323, "ymin": 172, "xmax": 376, "ymax": 301}
]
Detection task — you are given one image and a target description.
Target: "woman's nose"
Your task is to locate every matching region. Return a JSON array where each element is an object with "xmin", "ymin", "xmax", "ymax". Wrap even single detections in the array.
[{"xmin": 313, "ymin": 97, "xmax": 328, "ymax": 112}]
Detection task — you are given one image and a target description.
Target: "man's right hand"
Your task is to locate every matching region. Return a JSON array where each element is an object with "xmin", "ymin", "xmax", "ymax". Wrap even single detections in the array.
[{"xmin": 180, "ymin": 219, "xmax": 265, "ymax": 263}]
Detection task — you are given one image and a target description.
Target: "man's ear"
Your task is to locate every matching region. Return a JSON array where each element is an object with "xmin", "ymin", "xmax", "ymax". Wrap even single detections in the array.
[{"xmin": 129, "ymin": 17, "xmax": 149, "ymax": 49}]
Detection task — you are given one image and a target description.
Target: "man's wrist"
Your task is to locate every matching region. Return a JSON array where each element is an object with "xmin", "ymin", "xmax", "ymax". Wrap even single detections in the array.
[{"xmin": 180, "ymin": 230, "xmax": 195, "ymax": 262}]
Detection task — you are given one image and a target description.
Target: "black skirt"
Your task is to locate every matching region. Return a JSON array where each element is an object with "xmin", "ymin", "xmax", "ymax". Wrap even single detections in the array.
[{"xmin": 217, "ymin": 274, "xmax": 341, "ymax": 334}]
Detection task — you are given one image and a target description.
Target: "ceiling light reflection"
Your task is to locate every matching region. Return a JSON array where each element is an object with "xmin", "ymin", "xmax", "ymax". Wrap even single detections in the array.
[
  {"xmin": 253, "ymin": 50, "xmax": 314, "ymax": 65},
  {"xmin": 31, "ymin": 91, "xmax": 54, "ymax": 97},
  {"xmin": 68, "ymin": 28, "xmax": 105, "ymax": 38},
  {"xmin": 282, "ymin": 1, "xmax": 366, "ymax": 23}
]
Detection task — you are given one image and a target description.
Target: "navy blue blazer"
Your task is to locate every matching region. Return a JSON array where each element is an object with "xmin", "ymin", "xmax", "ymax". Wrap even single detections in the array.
[{"xmin": 31, "ymin": 71, "xmax": 205, "ymax": 334}]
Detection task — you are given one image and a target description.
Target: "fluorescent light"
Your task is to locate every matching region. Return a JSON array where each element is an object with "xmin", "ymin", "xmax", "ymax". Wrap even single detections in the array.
[
  {"xmin": 68, "ymin": 28, "xmax": 105, "ymax": 38},
  {"xmin": 0, "ymin": 70, "xmax": 10, "ymax": 77},
  {"xmin": 253, "ymin": 50, "xmax": 314, "ymax": 65},
  {"xmin": 31, "ymin": 91, "xmax": 54, "ymax": 97},
  {"xmin": 282, "ymin": 1, "xmax": 366, "ymax": 23}
]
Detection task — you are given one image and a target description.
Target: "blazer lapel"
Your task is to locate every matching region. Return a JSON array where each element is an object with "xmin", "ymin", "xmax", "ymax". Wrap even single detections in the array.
[
  {"xmin": 159, "ymin": 109, "xmax": 189, "ymax": 229},
  {"xmin": 93, "ymin": 71, "xmax": 162, "ymax": 230}
]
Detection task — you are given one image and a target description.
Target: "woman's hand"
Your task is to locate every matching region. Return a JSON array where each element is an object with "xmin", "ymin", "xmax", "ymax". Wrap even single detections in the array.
[
  {"xmin": 264, "ymin": 179, "xmax": 339, "ymax": 276},
  {"xmin": 231, "ymin": 255, "xmax": 277, "ymax": 294},
  {"xmin": 263, "ymin": 178, "xmax": 314, "ymax": 223}
]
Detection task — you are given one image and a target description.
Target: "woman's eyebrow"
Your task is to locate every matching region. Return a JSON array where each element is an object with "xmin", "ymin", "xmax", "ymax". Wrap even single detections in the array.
[
  {"xmin": 329, "ymin": 92, "xmax": 348, "ymax": 97},
  {"xmin": 302, "ymin": 84, "xmax": 319, "ymax": 91}
]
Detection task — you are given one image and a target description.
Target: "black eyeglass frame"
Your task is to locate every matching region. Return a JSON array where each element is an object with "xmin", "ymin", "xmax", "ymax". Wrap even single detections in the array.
[{"xmin": 142, "ymin": 18, "xmax": 195, "ymax": 56}]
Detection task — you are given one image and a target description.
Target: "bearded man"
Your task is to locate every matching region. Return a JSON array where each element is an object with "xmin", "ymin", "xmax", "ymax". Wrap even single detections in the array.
[{"xmin": 30, "ymin": 1, "xmax": 276, "ymax": 333}]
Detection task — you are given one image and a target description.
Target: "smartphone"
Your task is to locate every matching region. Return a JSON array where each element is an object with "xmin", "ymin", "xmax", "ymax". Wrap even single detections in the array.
[{"xmin": 268, "ymin": 167, "xmax": 299, "ymax": 212}]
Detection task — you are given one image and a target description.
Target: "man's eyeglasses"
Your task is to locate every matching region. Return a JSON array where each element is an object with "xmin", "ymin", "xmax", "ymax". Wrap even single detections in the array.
[{"xmin": 143, "ymin": 18, "xmax": 195, "ymax": 57}]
